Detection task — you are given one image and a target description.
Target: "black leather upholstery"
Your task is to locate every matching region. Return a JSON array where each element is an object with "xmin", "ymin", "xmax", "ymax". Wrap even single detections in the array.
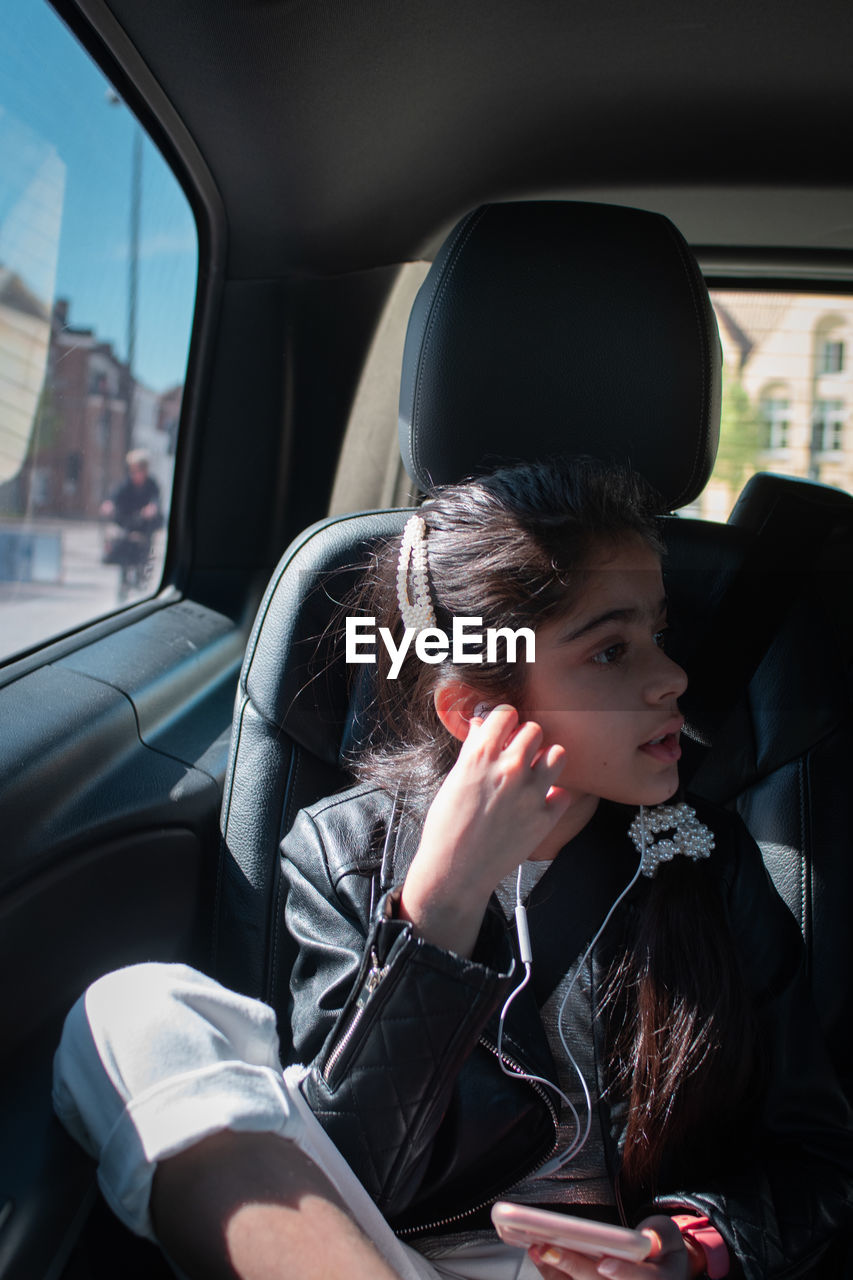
[
  {"xmin": 399, "ymin": 202, "xmax": 720, "ymax": 508},
  {"xmin": 215, "ymin": 509, "xmax": 409, "ymax": 1007},
  {"xmin": 686, "ymin": 474, "xmax": 853, "ymax": 1097},
  {"xmin": 214, "ymin": 202, "xmax": 853, "ymax": 1113}
]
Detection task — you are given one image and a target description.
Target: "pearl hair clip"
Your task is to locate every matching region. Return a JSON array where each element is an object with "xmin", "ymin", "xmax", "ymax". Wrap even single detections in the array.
[
  {"xmin": 396, "ymin": 514, "xmax": 436, "ymax": 632},
  {"xmin": 628, "ymin": 802, "xmax": 715, "ymax": 877}
]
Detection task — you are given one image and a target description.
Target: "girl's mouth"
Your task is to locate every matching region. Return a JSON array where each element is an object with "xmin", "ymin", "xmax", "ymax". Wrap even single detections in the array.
[{"xmin": 640, "ymin": 732, "xmax": 682, "ymax": 763}]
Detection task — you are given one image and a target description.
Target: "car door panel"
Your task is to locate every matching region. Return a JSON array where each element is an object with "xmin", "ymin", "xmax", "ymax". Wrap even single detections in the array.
[{"xmin": 0, "ymin": 598, "xmax": 246, "ymax": 1279}]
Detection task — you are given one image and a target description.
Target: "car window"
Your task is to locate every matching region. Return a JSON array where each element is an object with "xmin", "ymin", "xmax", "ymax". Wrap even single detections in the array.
[
  {"xmin": 0, "ymin": 0, "xmax": 197, "ymax": 665},
  {"xmin": 328, "ymin": 261, "xmax": 429, "ymax": 516},
  {"xmin": 696, "ymin": 290, "xmax": 853, "ymax": 519}
]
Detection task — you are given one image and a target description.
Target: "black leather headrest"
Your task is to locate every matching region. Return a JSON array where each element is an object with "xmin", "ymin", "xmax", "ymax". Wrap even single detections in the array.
[{"xmin": 399, "ymin": 201, "xmax": 721, "ymax": 510}]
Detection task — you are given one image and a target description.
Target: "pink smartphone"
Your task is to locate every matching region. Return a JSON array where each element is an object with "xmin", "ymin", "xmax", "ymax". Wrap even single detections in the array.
[{"xmin": 490, "ymin": 1201, "xmax": 660, "ymax": 1262}]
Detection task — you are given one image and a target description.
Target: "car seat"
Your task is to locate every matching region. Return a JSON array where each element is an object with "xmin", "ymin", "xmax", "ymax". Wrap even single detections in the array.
[
  {"xmin": 213, "ymin": 202, "xmax": 853, "ymax": 1112},
  {"xmin": 683, "ymin": 470, "xmax": 853, "ymax": 1099}
]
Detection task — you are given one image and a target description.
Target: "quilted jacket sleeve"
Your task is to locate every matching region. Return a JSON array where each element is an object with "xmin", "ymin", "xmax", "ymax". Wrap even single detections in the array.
[
  {"xmin": 281, "ymin": 802, "xmax": 516, "ymax": 1216},
  {"xmin": 654, "ymin": 811, "xmax": 853, "ymax": 1280}
]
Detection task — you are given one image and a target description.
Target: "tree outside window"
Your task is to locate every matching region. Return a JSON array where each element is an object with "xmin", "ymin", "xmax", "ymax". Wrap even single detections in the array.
[
  {"xmin": 759, "ymin": 395, "xmax": 791, "ymax": 451},
  {"xmin": 714, "ymin": 376, "xmax": 764, "ymax": 495}
]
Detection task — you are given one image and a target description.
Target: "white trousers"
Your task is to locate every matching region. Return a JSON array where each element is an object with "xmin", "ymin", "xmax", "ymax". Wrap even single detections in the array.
[{"xmin": 53, "ymin": 962, "xmax": 539, "ymax": 1280}]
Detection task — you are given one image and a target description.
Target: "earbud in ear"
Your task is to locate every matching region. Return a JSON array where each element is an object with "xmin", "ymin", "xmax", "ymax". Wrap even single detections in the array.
[{"xmin": 472, "ymin": 702, "xmax": 492, "ymax": 720}]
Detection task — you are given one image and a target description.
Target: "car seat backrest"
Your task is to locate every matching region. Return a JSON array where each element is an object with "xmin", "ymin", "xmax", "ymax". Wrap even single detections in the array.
[
  {"xmin": 214, "ymin": 508, "xmax": 409, "ymax": 1007},
  {"xmin": 686, "ymin": 474, "xmax": 853, "ymax": 1095}
]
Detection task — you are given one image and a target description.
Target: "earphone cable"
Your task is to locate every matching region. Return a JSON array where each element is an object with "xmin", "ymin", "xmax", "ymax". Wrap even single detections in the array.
[{"xmin": 496, "ymin": 805, "xmax": 648, "ymax": 1175}]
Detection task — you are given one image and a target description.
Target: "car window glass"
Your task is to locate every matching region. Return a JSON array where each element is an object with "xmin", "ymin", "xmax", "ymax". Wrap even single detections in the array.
[
  {"xmin": 696, "ymin": 290, "xmax": 853, "ymax": 519},
  {"xmin": 0, "ymin": 0, "xmax": 197, "ymax": 665},
  {"xmin": 328, "ymin": 261, "xmax": 429, "ymax": 516}
]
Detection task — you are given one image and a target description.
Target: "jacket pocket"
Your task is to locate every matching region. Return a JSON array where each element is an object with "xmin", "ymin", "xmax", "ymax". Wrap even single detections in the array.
[{"xmin": 320, "ymin": 931, "xmax": 410, "ymax": 1089}]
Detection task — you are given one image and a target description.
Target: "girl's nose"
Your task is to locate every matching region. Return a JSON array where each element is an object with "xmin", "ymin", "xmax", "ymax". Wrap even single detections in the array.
[{"xmin": 646, "ymin": 647, "xmax": 688, "ymax": 703}]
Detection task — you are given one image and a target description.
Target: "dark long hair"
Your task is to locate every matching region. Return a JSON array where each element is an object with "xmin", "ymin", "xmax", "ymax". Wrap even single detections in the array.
[
  {"xmin": 345, "ymin": 457, "xmax": 757, "ymax": 1190},
  {"xmin": 599, "ymin": 858, "xmax": 758, "ymax": 1192}
]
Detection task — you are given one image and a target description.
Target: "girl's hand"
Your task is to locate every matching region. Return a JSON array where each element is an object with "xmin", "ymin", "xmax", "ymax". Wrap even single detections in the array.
[
  {"xmin": 529, "ymin": 1217, "xmax": 696, "ymax": 1280},
  {"xmin": 400, "ymin": 704, "xmax": 573, "ymax": 954}
]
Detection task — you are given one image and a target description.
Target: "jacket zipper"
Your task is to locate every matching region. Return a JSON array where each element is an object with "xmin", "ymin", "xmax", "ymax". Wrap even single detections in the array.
[
  {"xmin": 322, "ymin": 948, "xmax": 390, "ymax": 1083},
  {"xmin": 396, "ymin": 1035, "xmax": 560, "ymax": 1238}
]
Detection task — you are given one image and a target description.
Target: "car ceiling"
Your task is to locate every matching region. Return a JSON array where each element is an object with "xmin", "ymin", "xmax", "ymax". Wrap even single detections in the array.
[{"xmin": 63, "ymin": 0, "xmax": 853, "ymax": 279}]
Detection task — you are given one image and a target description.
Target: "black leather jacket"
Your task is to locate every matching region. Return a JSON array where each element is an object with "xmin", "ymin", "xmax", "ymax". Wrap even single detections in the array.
[{"xmin": 282, "ymin": 783, "xmax": 853, "ymax": 1278}]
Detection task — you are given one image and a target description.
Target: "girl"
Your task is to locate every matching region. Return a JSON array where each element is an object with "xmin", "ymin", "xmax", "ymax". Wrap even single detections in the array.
[
  {"xmin": 54, "ymin": 459, "xmax": 852, "ymax": 1280},
  {"xmin": 281, "ymin": 458, "xmax": 851, "ymax": 1278}
]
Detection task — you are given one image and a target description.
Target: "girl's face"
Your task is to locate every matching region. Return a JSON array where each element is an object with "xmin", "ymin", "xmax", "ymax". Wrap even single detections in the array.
[{"xmin": 521, "ymin": 537, "xmax": 687, "ymax": 808}]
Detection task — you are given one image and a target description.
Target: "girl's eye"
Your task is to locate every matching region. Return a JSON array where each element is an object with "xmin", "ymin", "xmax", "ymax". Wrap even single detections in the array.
[
  {"xmin": 654, "ymin": 628, "xmax": 669, "ymax": 650},
  {"xmin": 592, "ymin": 642, "xmax": 627, "ymax": 666}
]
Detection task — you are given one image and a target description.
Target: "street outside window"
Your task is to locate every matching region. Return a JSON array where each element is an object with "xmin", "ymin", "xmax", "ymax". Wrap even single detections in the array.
[{"xmin": 0, "ymin": 0, "xmax": 197, "ymax": 664}]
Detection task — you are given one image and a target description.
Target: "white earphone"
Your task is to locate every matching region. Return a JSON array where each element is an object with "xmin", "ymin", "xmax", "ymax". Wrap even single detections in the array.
[
  {"xmin": 497, "ymin": 806, "xmax": 649, "ymax": 1175},
  {"xmin": 460, "ymin": 701, "xmax": 650, "ymax": 1172}
]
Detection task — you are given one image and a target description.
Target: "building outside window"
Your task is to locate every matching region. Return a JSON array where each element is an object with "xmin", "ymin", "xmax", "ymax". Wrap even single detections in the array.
[
  {"xmin": 817, "ymin": 339, "xmax": 845, "ymax": 375},
  {"xmin": 813, "ymin": 399, "xmax": 845, "ymax": 454},
  {"xmin": 702, "ymin": 293, "xmax": 853, "ymax": 519}
]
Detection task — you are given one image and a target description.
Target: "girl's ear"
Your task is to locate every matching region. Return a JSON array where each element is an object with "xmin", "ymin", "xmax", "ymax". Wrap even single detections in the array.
[{"xmin": 434, "ymin": 682, "xmax": 491, "ymax": 742}]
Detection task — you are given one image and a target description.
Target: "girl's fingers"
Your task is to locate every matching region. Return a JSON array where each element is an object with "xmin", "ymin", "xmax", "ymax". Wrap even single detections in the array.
[
  {"xmin": 478, "ymin": 709, "xmax": 548, "ymax": 764},
  {"xmin": 545, "ymin": 785, "xmax": 573, "ymax": 815},
  {"xmin": 529, "ymin": 1244, "xmax": 601, "ymax": 1278},
  {"xmin": 468, "ymin": 702, "xmax": 519, "ymax": 750},
  {"xmin": 529, "ymin": 1245, "xmax": 657, "ymax": 1280},
  {"xmin": 541, "ymin": 741, "xmax": 566, "ymax": 774},
  {"xmin": 464, "ymin": 707, "xmax": 568, "ymax": 812},
  {"xmin": 504, "ymin": 717, "xmax": 544, "ymax": 762}
]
